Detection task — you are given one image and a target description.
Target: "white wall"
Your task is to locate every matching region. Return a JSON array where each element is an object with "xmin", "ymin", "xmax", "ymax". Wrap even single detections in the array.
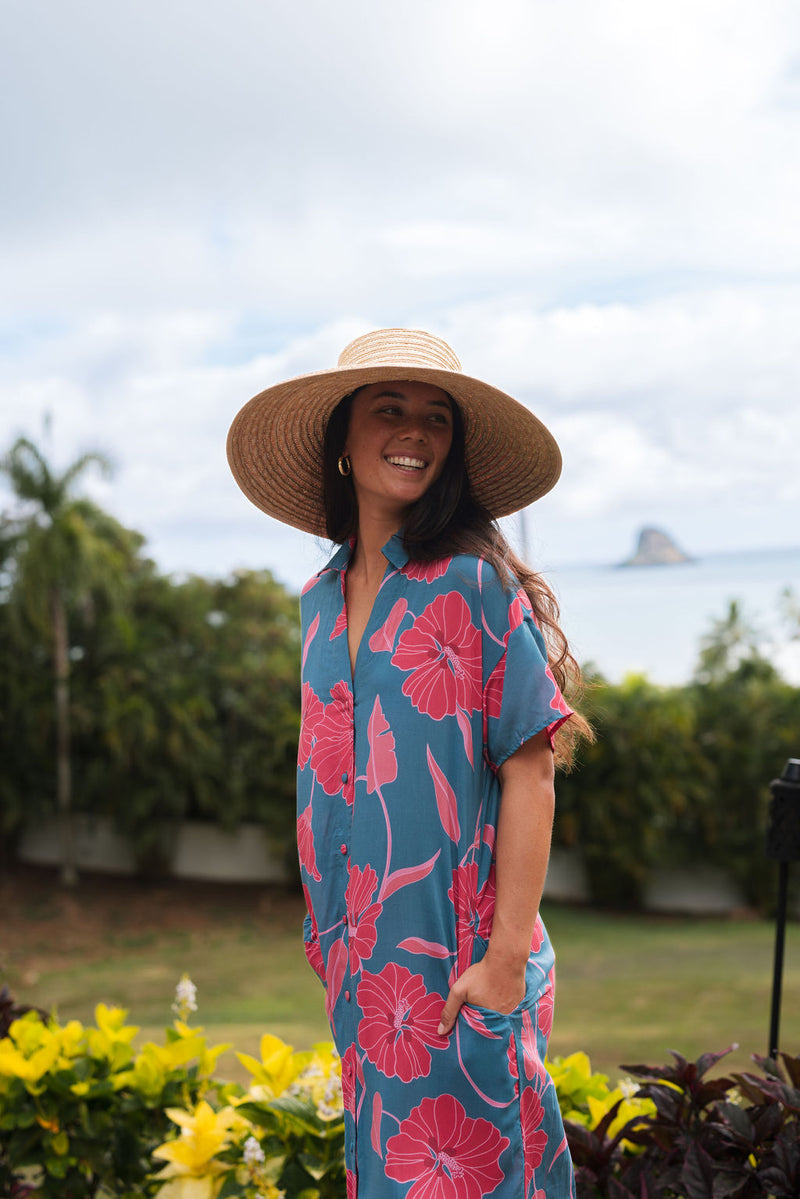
[{"xmin": 18, "ymin": 820, "xmax": 756, "ymax": 914}]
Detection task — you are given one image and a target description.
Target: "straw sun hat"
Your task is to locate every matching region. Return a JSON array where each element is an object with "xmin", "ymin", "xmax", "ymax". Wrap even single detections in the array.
[{"xmin": 227, "ymin": 327, "xmax": 561, "ymax": 537}]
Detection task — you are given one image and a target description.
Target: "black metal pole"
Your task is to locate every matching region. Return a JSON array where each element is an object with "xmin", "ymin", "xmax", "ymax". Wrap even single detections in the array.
[
  {"xmin": 765, "ymin": 758, "xmax": 800, "ymax": 1062},
  {"xmin": 768, "ymin": 860, "xmax": 789, "ymax": 1060}
]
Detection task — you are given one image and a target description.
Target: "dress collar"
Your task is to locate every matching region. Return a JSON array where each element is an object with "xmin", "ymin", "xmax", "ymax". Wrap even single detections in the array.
[
  {"xmin": 322, "ymin": 531, "xmax": 409, "ymax": 574},
  {"xmin": 381, "ymin": 531, "xmax": 410, "ymax": 570},
  {"xmin": 323, "ymin": 539, "xmax": 354, "ymax": 574}
]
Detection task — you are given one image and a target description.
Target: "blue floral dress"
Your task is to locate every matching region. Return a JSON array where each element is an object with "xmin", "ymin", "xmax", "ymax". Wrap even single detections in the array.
[{"xmin": 297, "ymin": 533, "xmax": 575, "ymax": 1199}]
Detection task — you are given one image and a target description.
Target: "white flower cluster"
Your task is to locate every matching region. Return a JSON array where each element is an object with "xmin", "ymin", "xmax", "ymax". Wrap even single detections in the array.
[
  {"xmin": 317, "ymin": 1072, "xmax": 343, "ymax": 1121},
  {"xmin": 286, "ymin": 1059, "xmax": 343, "ymax": 1121},
  {"xmin": 243, "ymin": 1135, "xmax": 266, "ymax": 1168},
  {"xmin": 171, "ymin": 973, "xmax": 198, "ymax": 1018}
]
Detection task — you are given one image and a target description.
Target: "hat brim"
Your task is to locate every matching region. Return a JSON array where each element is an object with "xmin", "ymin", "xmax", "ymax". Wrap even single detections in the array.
[{"xmin": 227, "ymin": 363, "xmax": 561, "ymax": 537}]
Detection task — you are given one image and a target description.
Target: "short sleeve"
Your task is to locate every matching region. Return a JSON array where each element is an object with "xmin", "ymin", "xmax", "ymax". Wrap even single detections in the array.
[{"xmin": 480, "ymin": 563, "xmax": 573, "ymax": 770}]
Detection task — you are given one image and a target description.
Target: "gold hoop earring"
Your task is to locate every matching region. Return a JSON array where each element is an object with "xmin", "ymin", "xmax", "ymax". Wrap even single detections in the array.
[{"xmin": 337, "ymin": 455, "xmax": 351, "ymax": 477}]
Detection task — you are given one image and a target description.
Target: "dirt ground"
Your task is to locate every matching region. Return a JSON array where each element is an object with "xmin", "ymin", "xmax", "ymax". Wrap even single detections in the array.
[{"xmin": 1, "ymin": 865, "xmax": 306, "ymax": 983}]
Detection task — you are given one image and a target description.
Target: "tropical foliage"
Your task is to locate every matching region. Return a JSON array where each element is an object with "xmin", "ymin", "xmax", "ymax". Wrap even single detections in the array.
[
  {"xmin": 555, "ymin": 600, "xmax": 800, "ymax": 910},
  {"xmin": 565, "ymin": 1046, "xmax": 800, "ymax": 1198},
  {"xmin": 1, "ymin": 437, "xmax": 125, "ymax": 883},
  {"xmin": 0, "ymin": 980, "xmax": 345, "ymax": 1199},
  {"xmin": 2, "ymin": 981, "xmax": 798, "ymax": 1198},
  {"xmin": 2, "ymin": 433, "xmax": 799, "ymax": 906},
  {"xmin": 1, "ymin": 436, "xmax": 301, "ymax": 879}
]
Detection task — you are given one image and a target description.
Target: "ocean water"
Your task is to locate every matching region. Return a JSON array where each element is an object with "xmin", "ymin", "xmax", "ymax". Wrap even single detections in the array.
[{"xmin": 545, "ymin": 546, "xmax": 800, "ymax": 685}]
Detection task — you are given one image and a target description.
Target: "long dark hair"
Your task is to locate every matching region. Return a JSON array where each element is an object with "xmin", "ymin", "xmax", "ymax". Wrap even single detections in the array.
[{"xmin": 322, "ymin": 389, "xmax": 591, "ymax": 767}]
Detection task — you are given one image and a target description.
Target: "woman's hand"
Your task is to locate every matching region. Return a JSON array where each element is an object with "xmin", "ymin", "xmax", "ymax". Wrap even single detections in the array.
[{"xmin": 437, "ymin": 953, "xmax": 526, "ymax": 1036}]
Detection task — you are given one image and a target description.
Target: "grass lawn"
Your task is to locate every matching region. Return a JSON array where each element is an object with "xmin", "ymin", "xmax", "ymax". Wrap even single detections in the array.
[{"xmin": 2, "ymin": 869, "xmax": 798, "ymax": 1086}]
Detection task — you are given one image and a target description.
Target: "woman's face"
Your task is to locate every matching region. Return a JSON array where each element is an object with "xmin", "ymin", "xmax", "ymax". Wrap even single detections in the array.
[{"xmin": 344, "ymin": 381, "xmax": 454, "ymax": 523}]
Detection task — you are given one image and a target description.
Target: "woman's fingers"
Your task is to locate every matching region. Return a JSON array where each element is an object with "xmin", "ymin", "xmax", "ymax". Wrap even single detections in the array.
[{"xmin": 437, "ymin": 978, "xmax": 467, "ymax": 1036}]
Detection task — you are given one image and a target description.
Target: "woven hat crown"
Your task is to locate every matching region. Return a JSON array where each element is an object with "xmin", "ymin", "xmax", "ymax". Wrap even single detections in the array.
[{"xmin": 337, "ymin": 328, "xmax": 462, "ymax": 373}]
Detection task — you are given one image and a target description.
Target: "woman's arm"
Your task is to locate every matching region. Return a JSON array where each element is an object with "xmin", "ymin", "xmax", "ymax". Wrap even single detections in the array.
[{"xmin": 437, "ymin": 728, "xmax": 555, "ymax": 1035}]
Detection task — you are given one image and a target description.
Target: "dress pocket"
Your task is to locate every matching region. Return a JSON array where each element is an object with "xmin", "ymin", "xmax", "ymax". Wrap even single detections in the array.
[{"xmin": 455, "ymin": 1003, "xmax": 519, "ymax": 1110}]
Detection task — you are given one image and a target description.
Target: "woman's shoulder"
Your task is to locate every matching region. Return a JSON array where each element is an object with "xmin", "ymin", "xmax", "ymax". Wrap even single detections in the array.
[
  {"xmin": 299, "ymin": 558, "xmax": 342, "ymax": 619},
  {"xmin": 404, "ymin": 551, "xmax": 517, "ymax": 601}
]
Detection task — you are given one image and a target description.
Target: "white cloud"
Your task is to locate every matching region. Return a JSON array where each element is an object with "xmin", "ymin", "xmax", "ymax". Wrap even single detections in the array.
[{"xmin": 1, "ymin": 0, "xmax": 799, "ymax": 600}]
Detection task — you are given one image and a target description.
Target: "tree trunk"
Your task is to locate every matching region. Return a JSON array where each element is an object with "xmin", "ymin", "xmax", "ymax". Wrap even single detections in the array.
[{"xmin": 51, "ymin": 588, "xmax": 77, "ymax": 886}]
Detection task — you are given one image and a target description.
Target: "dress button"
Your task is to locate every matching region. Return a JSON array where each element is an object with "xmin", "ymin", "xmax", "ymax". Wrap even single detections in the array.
[
  {"xmin": 340, "ymin": 843, "xmax": 347, "ymax": 855},
  {"xmin": 341, "ymin": 771, "xmax": 348, "ymax": 783},
  {"xmin": 345, "ymin": 990, "xmax": 351, "ymax": 1001}
]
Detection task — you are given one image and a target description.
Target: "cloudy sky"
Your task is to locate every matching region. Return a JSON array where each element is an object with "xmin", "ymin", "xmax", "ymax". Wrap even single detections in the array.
[{"xmin": 2, "ymin": 0, "xmax": 799, "ymax": 596}]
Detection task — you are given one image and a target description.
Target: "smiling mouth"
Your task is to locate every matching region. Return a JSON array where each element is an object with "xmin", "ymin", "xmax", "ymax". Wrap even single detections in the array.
[{"xmin": 385, "ymin": 455, "xmax": 428, "ymax": 471}]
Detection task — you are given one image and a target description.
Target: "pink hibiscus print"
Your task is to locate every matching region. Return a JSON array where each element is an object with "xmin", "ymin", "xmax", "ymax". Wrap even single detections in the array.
[
  {"xmin": 345, "ymin": 864, "xmax": 382, "ymax": 974},
  {"xmin": 521, "ymin": 1009, "xmax": 547, "ymax": 1085},
  {"xmin": 346, "ymin": 1167, "xmax": 357, "ymax": 1199},
  {"xmin": 427, "ymin": 746, "xmax": 460, "ymax": 842},
  {"xmin": 385, "ymin": 1093, "xmax": 509, "ymax": 1199},
  {"xmin": 403, "ymin": 557, "xmax": 452, "ymax": 582},
  {"xmin": 507, "ymin": 1031, "xmax": 519, "ymax": 1082},
  {"xmin": 482, "ymin": 656, "xmax": 505, "ymax": 754},
  {"xmin": 365, "ymin": 695, "xmax": 397, "ymax": 793},
  {"xmin": 391, "ymin": 591, "xmax": 481, "ymax": 721},
  {"xmin": 301, "ymin": 885, "xmax": 325, "ymax": 983},
  {"xmin": 296, "ymin": 803, "xmax": 321, "ymax": 881},
  {"xmin": 449, "ymin": 862, "xmax": 496, "ymax": 975},
  {"xmin": 520, "ymin": 1088, "xmax": 548, "ymax": 1187},
  {"xmin": 300, "ymin": 574, "xmax": 322, "ymax": 597},
  {"xmin": 298, "ymin": 682, "xmax": 324, "ymax": 770},
  {"xmin": 509, "ymin": 587, "xmax": 529, "ymax": 632},
  {"xmin": 368, "ymin": 598, "xmax": 408, "ymax": 653},
  {"xmin": 356, "ymin": 962, "xmax": 447, "ymax": 1082},
  {"xmin": 538, "ymin": 966, "xmax": 554, "ymax": 1038},
  {"xmin": 545, "ymin": 662, "xmax": 573, "ymax": 719},
  {"xmin": 330, "ymin": 606, "xmax": 347, "ymax": 640},
  {"xmin": 538, "ymin": 987, "xmax": 554, "ymax": 1040},
  {"xmin": 340, "ymin": 1044, "xmax": 363, "ymax": 1118},
  {"xmin": 309, "ymin": 679, "xmax": 355, "ymax": 800}
]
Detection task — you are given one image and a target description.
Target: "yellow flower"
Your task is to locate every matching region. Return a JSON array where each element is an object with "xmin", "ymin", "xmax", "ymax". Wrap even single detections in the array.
[
  {"xmin": 144, "ymin": 1032, "xmax": 208, "ymax": 1071},
  {"xmin": 198, "ymin": 1039, "xmax": 232, "ymax": 1079},
  {"xmin": 6, "ymin": 1012, "xmax": 51, "ymax": 1055},
  {"xmin": 0, "ymin": 1012, "xmax": 88, "ymax": 1086},
  {"xmin": 546, "ymin": 1051, "xmax": 612, "ymax": 1124},
  {"xmin": 114, "ymin": 1045, "xmax": 166, "ymax": 1098},
  {"xmin": 87, "ymin": 1004, "xmax": 139, "ymax": 1065},
  {"xmin": 287, "ymin": 1043, "xmax": 343, "ymax": 1117},
  {"xmin": 0, "ymin": 1032, "xmax": 60, "ymax": 1085},
  {"xmin": 236, "ymin": 1034, "xmax": 310, "ymax": 1098},
  {"xmin": 152, "ymin": 1100, "xmax": 239, "ymax": 1184},
  {"xmin": 308, "ymin": 1041, "xmax": 339, "ymax": 1074},
  {"xmin": 53, "ymin": 1020, "xmax": 85, "ymax": 1062},
  {"xmin": 154, "ymin": 1179, "xmax": 222, "ymax": 1199},
  {"xmin": 586, "ymin": 1087, "xmax": 656, "ymax": 1150},
  {"xmin": 547, "ymin": 1050, "xmax": 608, "ymax": 1092},
  {"xmin": 145, "ymin": 1022, "xmax": 231, "ymax": 1079}
]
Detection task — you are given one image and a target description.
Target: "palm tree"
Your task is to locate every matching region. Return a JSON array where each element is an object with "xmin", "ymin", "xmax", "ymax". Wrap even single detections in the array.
[
  {"xmin": 1, "ymin": 435, "xmax": 132, "ymax": 884},
  {"xmin": 694, "ymin": 599, "xmax": 760, "ymax": 684}
]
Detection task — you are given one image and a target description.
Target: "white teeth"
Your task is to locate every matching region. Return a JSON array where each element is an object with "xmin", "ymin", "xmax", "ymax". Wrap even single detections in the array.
[{"xmin": 386, "ymin": 456, "xmax": 426, "ymax": 469}]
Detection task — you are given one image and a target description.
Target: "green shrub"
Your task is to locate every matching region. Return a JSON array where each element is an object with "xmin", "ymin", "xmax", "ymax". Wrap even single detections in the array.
[{"xmin": 2, "ymin": 982, "xmax": 798, "ymax": 1197}]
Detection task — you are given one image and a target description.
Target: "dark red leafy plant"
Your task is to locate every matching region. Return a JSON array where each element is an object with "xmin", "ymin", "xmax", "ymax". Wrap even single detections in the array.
[{"xmin": 565, "ymin": 1047, "xmax": 800, "ymax": 1198}]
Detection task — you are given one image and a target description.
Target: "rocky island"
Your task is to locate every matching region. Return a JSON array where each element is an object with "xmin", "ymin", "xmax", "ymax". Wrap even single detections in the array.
[{"xmin": 620, "ymin": 526, "xmax": 694, "ymax": 567}]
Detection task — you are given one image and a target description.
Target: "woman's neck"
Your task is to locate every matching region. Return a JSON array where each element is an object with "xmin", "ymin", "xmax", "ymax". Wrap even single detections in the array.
[{"xmin": 350, "ymin": 512, "xmax": 402, "ymax": 584}]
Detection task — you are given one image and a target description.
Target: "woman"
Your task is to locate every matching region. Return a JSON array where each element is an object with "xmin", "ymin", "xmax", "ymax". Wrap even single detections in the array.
[{"xmin": 228, "ymin": 328, "xmax": 589, "ymax": 1199}]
